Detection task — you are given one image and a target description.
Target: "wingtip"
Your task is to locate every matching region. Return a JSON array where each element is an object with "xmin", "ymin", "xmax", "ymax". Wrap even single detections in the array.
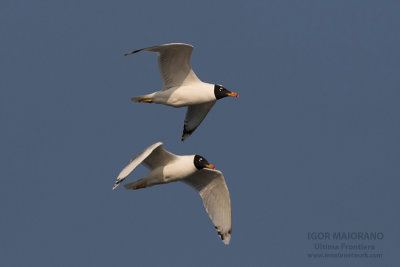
[
  {"xmin": 216, "ymin": 227, "xmax": 231, "ymax": 245},
  {"xmin": 124, "ymin": 48, "xmax": 143, "ymax": 56},
  {"xmin": 112, "ymin": 179, "xmax": 122, "ymax": 190},
  {"xmin": 222, "ymin": 238, "xmax": 231, "ymax": 245},
  {"xmin": 220, "ymin": 233, "xmax": 231, "ymax": 245},
  {"xmin": 181, "ymin": 127, "xmax": 194, "ymax": 142}
]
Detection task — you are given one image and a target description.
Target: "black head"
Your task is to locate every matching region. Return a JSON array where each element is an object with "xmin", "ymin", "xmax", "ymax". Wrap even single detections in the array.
[
  {"xmin": 214, "ymin": 84, "xmax": 239, "ymax": 100},
  {"xmin": 194, "ymin": 155, "xmax": 215, "ymax": 170}
]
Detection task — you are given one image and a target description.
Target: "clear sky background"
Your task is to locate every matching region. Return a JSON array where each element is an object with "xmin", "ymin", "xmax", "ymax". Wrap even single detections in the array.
[{"xmin": 1, "ymin": 1, "xmax": 399, "ymax": 266}]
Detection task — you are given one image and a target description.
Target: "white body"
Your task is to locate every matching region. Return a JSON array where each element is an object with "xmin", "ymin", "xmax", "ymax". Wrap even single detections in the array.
[
  {"xmin": 140, "ymin": 155, "xmax": 197, "ymax": 186},
  {"xmin": 148, "ymin": 83, "xmax": 215, "ymax": 108}
]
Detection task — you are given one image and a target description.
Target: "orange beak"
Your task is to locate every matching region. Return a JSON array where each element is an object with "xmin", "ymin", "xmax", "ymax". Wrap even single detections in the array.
[
  {"xmin": 227, "ymin": 92, "xmax": 239, "ymax": 97},
  {"xmin": 205, "ymin": 164, "xmax": 216, "ymax": 170}
]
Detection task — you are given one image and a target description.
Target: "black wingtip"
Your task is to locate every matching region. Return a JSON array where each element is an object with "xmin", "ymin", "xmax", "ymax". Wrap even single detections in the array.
[
  {"xmin": 124, "ymin": 48, "xmax": 143, "ymax": 56},
  {"xmin": 181, "ymin": 134, "xmax": 187, "ymax": 142},
  {"xmin": 181, "ymin": 126, "xmax": 195, "ymax": 142}
]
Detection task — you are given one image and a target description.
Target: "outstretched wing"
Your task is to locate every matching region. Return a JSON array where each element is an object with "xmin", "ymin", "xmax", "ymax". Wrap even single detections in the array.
[
  {"xmin": 182, "ymin": 101, "xmax": 216, "ymax": 142},
  {"xmin": 182, "ymin": 169, "xmax": 232, "ymax": 244},
  {"xmin": 112, "ymin": 142, "xmax": 177, "ymax": 190},
  {"xmin": 125, "ymin": 43, "xmax": 201, "ymax": 89}
]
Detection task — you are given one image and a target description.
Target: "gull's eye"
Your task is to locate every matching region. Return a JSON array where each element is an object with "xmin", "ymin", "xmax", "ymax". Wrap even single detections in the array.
[
  {"xmin": 219, "ymin": 88, "xmax": 222, "ymax": 91},
  {"xmin": 199, "ymin": 158, "xmax": 203, "ymax": 161}
]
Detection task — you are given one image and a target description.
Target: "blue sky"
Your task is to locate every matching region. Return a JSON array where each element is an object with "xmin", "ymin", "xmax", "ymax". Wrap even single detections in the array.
[{"xmin": 1, "ymin": 1, "xmax": 399, "ymax": 266}]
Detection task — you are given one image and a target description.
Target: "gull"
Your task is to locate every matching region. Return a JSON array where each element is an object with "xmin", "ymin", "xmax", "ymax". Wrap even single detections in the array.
[
  {"xmin": 113, "ymin": 142, "xmax": 232, "ymax": 244},
  {"xmin": 124, "ymin": 43, "xmax": 238, "ymax": 141}
]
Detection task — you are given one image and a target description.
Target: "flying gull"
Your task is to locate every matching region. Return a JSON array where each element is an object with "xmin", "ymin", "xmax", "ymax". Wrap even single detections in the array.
[
  {"xmin": 124, "ymin": 43, "xmax": 238, "ymax": 141},
  {"xmin": 113, "ymin": 142, "xmax": 232, "ymax": 244}
]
